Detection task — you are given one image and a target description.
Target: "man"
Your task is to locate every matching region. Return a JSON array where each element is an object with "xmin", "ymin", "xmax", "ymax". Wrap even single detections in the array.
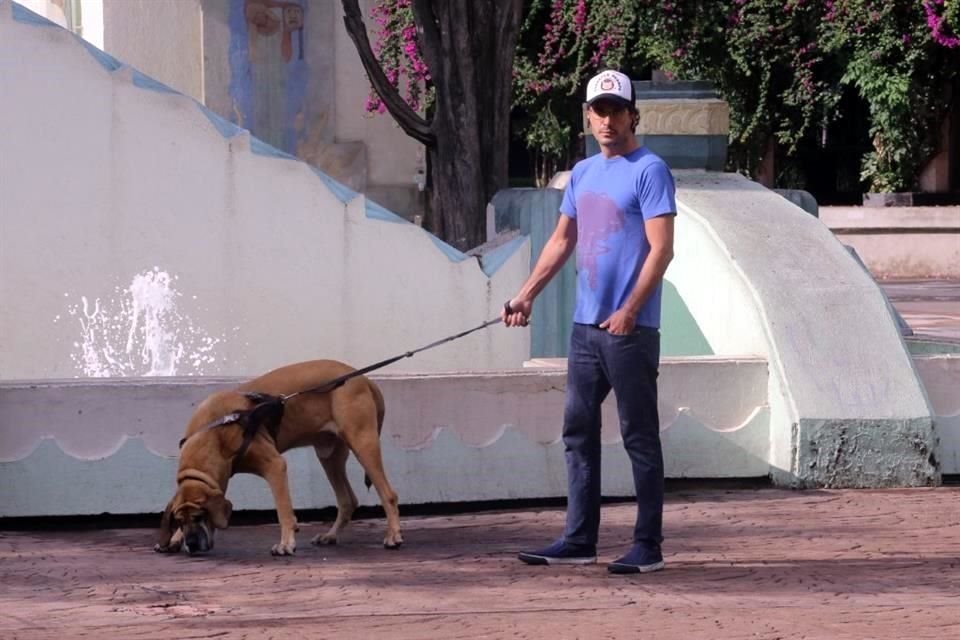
[{"xmin": 502, "ymin": 69, "xmax": 676, "ymax": 574}]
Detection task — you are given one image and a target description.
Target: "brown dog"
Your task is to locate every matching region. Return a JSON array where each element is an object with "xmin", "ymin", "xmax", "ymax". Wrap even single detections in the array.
[{"xmin": 154, "ymin": 360, "xmax": 402, "ymax": 556}]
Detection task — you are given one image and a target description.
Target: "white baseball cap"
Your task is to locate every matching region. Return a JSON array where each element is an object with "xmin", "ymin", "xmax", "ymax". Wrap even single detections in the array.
[{"xmin": 585, "ymin": 70, "xmax": 635, "ymax": 108}]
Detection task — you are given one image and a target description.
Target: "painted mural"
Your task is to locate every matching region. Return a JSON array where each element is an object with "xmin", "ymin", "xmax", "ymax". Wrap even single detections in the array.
[{"xmin": 228, "ymin": 0, "xmax": 307, "ymax": 154}]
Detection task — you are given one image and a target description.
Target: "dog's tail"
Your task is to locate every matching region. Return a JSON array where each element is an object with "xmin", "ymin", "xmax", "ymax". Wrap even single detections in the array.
[{"xmin": 364, "ymin": 379, "xmax": 386, "ymax": 490}]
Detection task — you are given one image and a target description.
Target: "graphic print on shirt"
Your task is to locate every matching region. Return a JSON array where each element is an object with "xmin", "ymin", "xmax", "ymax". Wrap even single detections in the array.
[{"xmin": 576, "ymin": 191, "xmax": 626, "ymax": 290}]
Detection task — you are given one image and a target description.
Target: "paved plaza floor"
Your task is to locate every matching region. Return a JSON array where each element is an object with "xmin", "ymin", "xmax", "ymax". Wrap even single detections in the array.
[
  {"xmin": 881, "ymin": 278, "xmax": 960, "ymax": 343},
  {"xmin": 3, "ymin": 488, "xmax": 959, "ymax": 639},
  {"xmin": 3, "ymin": 278, "xmax": 958, "ymax": 639}
]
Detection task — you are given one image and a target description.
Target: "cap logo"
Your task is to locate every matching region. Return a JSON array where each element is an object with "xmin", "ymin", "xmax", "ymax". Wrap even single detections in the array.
[{"xmin": 586, "ymin": 70, "xmax": 632, "ymax": 104}]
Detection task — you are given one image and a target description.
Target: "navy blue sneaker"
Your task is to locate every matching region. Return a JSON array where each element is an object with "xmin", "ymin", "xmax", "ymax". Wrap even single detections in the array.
[
  {"xmin": 607, "ymin": 544, "xmax": 665, "ymax": 574},
  {"xmin": 518, "ymin": 539, "xmax": 597, "ymax": 565}
]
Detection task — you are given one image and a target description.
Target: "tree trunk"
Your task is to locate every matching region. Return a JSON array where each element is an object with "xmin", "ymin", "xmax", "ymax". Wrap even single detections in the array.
[
  {"xmin": 343, "ymin": 0, "xmax": 523, "ymax": 252},
  {"xmin": 416, "ymin": 0, "xmax": 523, "ymax": 250}
]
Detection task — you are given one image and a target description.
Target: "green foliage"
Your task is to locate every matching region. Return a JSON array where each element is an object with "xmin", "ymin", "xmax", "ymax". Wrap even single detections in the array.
[
  {"xmin": 650, "ymin": 0, "xmax": 842, "ymax": 178},
  {"xmin": 514, "ymin": 0, "xmax": 845, "ymax": 182},
  {"xmin": 367, "ymin": 0, "xmax": 959, "ymax": 193},
  {"xmin": 512, "ymin": 0, "xmax": 643, "ymax": 184},
  {"xmin": 365, "ymin": 0, "xmax": 433, "ymax": 115},
  {"xmin": 820, "ymin": 1, "xmax": 956, "ymax": 192}
]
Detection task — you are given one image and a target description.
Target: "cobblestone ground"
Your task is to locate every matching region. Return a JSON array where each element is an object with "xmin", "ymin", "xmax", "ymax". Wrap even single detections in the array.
[
  {"xmin": 881, "ymin": 278, "xmax": 960, "ymax": 342},
  {"xmin": 2, "ymin": 488, "xmax": 959, "ymax": 639}
]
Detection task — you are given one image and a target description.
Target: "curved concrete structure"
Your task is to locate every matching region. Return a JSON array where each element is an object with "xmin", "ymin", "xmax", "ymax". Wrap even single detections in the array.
[{"xmin": 671, "ymin": 171, "xmax": 937, "ymax": 487}]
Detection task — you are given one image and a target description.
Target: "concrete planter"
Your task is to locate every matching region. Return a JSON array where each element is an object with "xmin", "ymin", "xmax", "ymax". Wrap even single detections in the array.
[{"xmin": 864, "ymin": 192, "xmax": 960, "ymax": 207}]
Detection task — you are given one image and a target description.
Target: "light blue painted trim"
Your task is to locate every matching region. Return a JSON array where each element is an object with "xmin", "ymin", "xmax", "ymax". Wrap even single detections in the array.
[
  {"xmin": 427, "ymin": 234, "xmax": 468, "ymax": 263},
  {"xmin": 196, "ymin": 104, "xmax": 298, "ymax": 163},
  {"xmin": 11, "ymin": 1, "xmax": 58, "ymax": 26},
  {"xmin": 480, "ymin": 234, "xmax": 526, "ymax": 277},
  {"xmin": 365, "ymin": 199, "xmax": 409, "ymax": 224},
  {"xmin": 308, "ymin": 166, "xmax": 359, "ymax": 203},
  {"xmin": 12, "ymin": 3, "xmax": 128, "ymax": 74},
  {"xmin": 250, "ymin": 136, "xmax": 298, "ymax": 161},
  {"xmin": 0, "ymin": 410, "xmax": 772, "ymax": 516},
  {"xmin": 360, "ymin": 199, "xmax": 468, "ymax": 264},
  {"xmin": 78, "ymin": 38, "xmax": 123, "ymax": 71},
  {"xmin": 0, "ymin": 438, "xmax": 176, "ymax": 517},
  {"xmin": 361, "ymin": 199, "xmax": 523, "ymax": 275},
  {"xmin": 198, "ymin": 104, "xmax": 245, "ymax": 139},
  {"xmin": 131, "ymin": 70, "xmax": 178, "ymax": 94}
]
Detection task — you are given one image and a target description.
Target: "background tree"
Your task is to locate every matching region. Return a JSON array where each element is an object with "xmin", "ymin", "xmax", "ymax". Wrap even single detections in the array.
[
  {"xmin": 511, "ymin": 0, "xmax": 644, "ymax": 186},
  {"xmin": 819, "ymin": 0, "xmax": 960, "ymax": 193},
  {"xmin": 515, "ymin": 0, "xmax": 957, "ymax": 196},
  {"xmin": 343, "ymin": 0, "xmax": 524, "ymax": 251},
  {"xmin": 510, "ymin": 1, "xmax": 841, "ymax": 186},
  {"xmin": 359, "ymin": 1, "xmax": 958, "ymax": 211}
]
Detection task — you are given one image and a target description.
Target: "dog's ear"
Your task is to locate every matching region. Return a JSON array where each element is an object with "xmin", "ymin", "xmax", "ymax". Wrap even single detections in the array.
[
  {"xmin": 207, "ymin": 492, "xmax": 233, "ymax": 529},
  {"xmin": 157, "ymin": 498, "xmax": 177, "ymax": 547}
]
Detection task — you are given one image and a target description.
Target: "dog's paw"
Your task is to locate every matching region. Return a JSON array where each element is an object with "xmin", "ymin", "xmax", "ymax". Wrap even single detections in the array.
[
  {"xmin": 154, "ymin": 542, "xmax": 182, "ymax": 554},
  {"xmin": 383, "ymin": 532, "xmax": 403, "ymax": 550},
  {"xmin": 310, "ymin": 532, "xmax": 338, "ymax": 546},
  {"xmin": 270, "ymin": 542, "xmax": 297, "ymax": 556}
]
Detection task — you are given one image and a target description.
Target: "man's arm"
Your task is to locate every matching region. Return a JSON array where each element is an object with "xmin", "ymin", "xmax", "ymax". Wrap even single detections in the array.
[
  {"xmin": 502, "ymin": 215, "xmax": 578, "ymax": 327},
  {"xmin": 599, "ymin": 214, "xmax": 675, "ymax": 335}
]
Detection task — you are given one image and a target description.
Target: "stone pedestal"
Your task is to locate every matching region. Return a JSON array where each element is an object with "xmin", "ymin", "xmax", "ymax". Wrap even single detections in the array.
[{"xmin": 584, "ymin": 80, "xmax": 729, "ymax": 171}]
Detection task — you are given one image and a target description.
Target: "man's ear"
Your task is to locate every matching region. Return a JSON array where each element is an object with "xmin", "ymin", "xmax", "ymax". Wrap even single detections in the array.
[
  {"xmin": 157, "ymin": 498, "xmax": 177, "ymax": 547},
  {"xmin": 207, "ymin": 492, "xmax": 233, "ymax": 529}
]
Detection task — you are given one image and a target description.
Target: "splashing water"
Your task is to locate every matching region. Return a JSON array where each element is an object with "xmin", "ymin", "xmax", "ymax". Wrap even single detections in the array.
[{"xmin": 58, "ymin": 268, "xmax": 230, "ymax": 377}]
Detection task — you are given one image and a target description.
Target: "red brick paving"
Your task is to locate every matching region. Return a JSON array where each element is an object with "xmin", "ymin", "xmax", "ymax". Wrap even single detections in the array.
[{"xmin": 2, "ymin": 488, "xmax": 959, "ymax": 639}]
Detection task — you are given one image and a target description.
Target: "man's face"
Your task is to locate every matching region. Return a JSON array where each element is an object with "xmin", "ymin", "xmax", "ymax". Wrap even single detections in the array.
[{"xmin": 587, "ymin": 99, "xmax": 636, "ymax": 150}]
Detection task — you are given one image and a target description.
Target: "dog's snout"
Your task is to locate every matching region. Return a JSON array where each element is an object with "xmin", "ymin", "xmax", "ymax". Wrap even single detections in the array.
[{"xmin": 184, "ymin": 532, "xmax": 211, "ymax": 555}]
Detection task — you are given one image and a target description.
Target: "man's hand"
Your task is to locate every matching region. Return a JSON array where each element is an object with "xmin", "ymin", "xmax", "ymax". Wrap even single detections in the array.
[
  {"xmin": 599, "ymin": 309, "xmax": 636, "ymax": 335},
  {"xmin": 502, "ymin": 298, "xmax": 533, "ymax": 327}
]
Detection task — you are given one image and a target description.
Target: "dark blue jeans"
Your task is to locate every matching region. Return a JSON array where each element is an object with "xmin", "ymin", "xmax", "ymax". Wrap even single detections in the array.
[{"xmin": 562, "ymin": 323, "xmax": 664, "ymax": 548}]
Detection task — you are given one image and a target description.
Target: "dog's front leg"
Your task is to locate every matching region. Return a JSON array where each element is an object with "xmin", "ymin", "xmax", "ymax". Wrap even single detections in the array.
[
  {"xmin": 155, "ymin": 528, "xmax": 184, "ymax": 553},
  {"xmin": 261, "ymin": 456, "xmax": 299, "ymax": 556}
]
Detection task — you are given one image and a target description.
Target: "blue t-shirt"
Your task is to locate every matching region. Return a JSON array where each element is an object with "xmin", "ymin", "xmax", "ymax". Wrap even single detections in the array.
[{"xmin": 560, "ymin": 146, "xmax": 676, "ymax": 329}]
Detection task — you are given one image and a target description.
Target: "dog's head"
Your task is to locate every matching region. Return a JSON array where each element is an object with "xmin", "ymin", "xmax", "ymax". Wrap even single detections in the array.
[{"xmin": 158, "ymin": 480, "xmax": 232, "ymax": 555}]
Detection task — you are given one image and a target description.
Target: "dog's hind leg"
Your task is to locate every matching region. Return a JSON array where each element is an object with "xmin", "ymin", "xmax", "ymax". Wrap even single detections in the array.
[
  {"xmin": 311, "ymin": 442, "xmax": 358, "ymax": 546},
  {"xmin": 340, "ymin": 427, "xmax": 403, "ymax": 549}
]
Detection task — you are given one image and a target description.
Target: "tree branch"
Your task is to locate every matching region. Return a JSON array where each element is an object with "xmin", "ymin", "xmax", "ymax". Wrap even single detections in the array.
[
  {"xmin": 341, "ymin": 0, "xmax": 435, "ymax": 146},
  {"xmin": 411, "ymin": 0, "xmax": 442, "ymax": 87}
]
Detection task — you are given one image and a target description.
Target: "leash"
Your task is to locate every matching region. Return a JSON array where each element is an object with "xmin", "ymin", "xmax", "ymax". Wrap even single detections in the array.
[
  {"xmin": 281, "ymin": 313, "xmax": 505, "ymax": 402},
  {"xmin": 179, "ymin": 309, "xmax": 510, "ymax": 459}
]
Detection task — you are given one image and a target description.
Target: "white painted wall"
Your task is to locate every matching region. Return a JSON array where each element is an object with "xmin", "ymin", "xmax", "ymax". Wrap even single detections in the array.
[
  {"xmin": 0, "ymin": 359, "xmax": 771, "ymax": 516},
  {"xmin": 821, "ymin": 207, "xmax": 960, "ymax": 279},
  {"xmin": 102, "ymin": 0, "xmax": 203, "ymax": 100},
  {"xmin": 333, "ymin": 0, "xmax": 425, "ymax": 188},
  {"xmin": 0, "ymin": 3, "xmax": 528, "ymax": 380},
  {"xmin": 78, "ymin": 0, "xmax": 102, "ymax": 48},
  {"xmin": 93, "ymin": 0, "xmax": 421, "ymax": 205}
]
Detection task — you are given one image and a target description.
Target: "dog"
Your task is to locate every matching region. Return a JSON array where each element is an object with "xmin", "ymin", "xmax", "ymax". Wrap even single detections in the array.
[{"xmin": 154, "ymin": 359, "xmax": 402, "ymax": 556}]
